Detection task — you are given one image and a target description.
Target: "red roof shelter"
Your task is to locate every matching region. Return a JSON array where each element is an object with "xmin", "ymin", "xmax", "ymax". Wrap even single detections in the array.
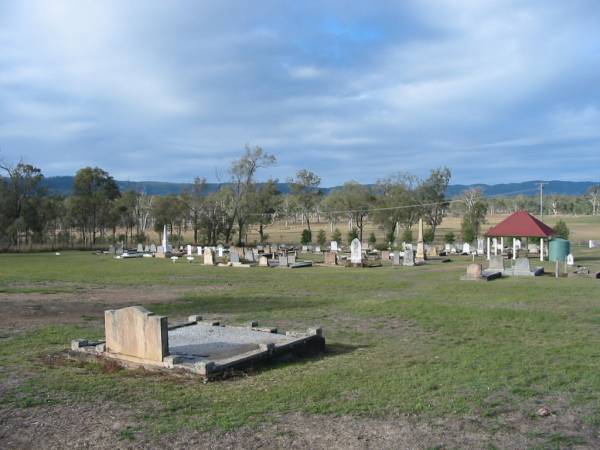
[{"xmin": 484, "ymin": 211, "xmax": 555, "ymax": 261}]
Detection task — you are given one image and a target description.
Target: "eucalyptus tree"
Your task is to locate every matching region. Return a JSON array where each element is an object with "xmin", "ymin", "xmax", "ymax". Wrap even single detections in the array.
[{"xmin": 288, "ymin": 169, "xmax": 321, "ymax": 232}]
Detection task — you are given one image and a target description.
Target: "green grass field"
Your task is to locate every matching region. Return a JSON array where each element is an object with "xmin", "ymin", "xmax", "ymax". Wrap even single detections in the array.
[{"xmin": 1, "ymin": 250, "xmax": 600, "ymax": 447}]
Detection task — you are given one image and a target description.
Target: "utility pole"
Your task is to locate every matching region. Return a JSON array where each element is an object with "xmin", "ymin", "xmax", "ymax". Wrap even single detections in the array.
[{"xmin": 536, "ymin": 182, "xmax": 547, "ymax": 220}]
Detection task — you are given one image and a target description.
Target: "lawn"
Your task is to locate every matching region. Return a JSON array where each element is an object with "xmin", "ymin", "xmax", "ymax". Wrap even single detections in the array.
[{"xmin": 1, "ymin": 251, "xmax": 600, "ymax": 447}]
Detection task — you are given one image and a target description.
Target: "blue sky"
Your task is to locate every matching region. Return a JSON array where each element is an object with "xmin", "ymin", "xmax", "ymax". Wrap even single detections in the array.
[{"xmin": 1, "ymin": 0, "xmax": 599, "ymax": 185}]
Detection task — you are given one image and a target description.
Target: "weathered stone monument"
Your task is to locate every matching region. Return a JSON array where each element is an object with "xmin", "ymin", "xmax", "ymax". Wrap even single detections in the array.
[
  {"xmin": 415, "ymin": 218, "xmax": 426, "ymax": 262},
  {"xmin": 350, "ymin": 238, "xmax": 362, "ymax": 265},
  {"xmin": 462, "ymin": 243, "xmax": 471, "ymax": 255},
  {"xmin": 72, "ymin": 306, "xmax": 325, "ymax": 378},
  {"xmin": 380, "ymin": 250, "xmax": 390, "ymax": 261},
  {"xmin": 392, "ymin": 251, "xmax": 401, "ymax": 266},
  {"xmin": 477, "ymin": 239, "xmax": 485, "ymax": 255},
  {"xmin": 203, "ymin": 247, "xmax": 215, "ymax": 265},
  {"xmin": 330, "ymin": 241, "xmax": 338, "ymax": 252},
  {"xmin": 403, "ymin": 248, "xmax": 415, "ymax": 266},
  {"xmin": 217, "ymin": 244, "xmax": 224, "ymax": 258},
  {"xmin": 323, "ymin": 251, "xmax": 337, "ymax": 265},
  {"xmin": 187, "ymin": 245, "xmax": 192, "ymax": 256},
  {"xmin": 104, "ymin": 306, "xmax": 169, "ymax": 363},
  {"xmin": 567, "ymin": 254, "xmax": 575, "ymax": 266},
  {"xmin": 426, "ymin": 246, "xmax": 438, "ymax": 258},
  {"xmin": 137, "ymin": 243, "xmax": 144, "ymax": 253},
  {"xmin": 461, "ymin": 263, "xmax": 502, "ymax": 281}
]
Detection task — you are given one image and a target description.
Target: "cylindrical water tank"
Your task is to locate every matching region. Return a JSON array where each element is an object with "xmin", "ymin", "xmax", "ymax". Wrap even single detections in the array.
[{"xmin": 549, "ymin": 238, "xmax": 570, "ymax": 262}]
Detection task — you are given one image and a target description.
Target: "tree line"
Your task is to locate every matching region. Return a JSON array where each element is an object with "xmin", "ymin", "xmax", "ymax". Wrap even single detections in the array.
[{"xmin": 0, "ymin": 147, "xmax": 595, "ymax": 250}]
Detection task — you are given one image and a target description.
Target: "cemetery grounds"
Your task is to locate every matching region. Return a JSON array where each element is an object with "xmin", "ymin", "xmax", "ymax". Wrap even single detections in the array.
[{"xmin": 1, "ymin": 218, "xmax": 600, "ymax": 448}]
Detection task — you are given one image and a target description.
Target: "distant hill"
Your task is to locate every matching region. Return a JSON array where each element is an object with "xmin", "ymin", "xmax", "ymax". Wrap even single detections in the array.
[{"xmin": 40, "ymin": 177, "xmax": 598, "ymax": 197}]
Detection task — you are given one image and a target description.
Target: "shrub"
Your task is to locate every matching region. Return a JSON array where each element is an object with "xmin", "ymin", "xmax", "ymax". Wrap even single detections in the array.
[
  {"xmin": 553, "ymin": 219, "xmax": 570, "ymax": 239},
  {"xmin": 316, "ymin": 229, "xmax": 327, "ymax": 247},
  {"xmin": 400, "ymin": 228, "xmax": 413, "ymax": 243},
  {"xmin": 300, "ymin": 229, "xmax": 312, "ymax": 245},
  {"xmin": 331, "ymin": 228, "xmax": 342, "ymax": 243},
  {"xmin": 423, "ymin": 228, "xmax": 435, "ymax": 243},
  {"xmin": 444, "ymin": 231, "xmax": 456, "ymax": 244},
  {"xmin": 368, "ymin": 232, "xmax": 377, "ymax": 246},
  {"xmin": 347, "ymin": 228, "xmax": 359, "ymax": 242}
]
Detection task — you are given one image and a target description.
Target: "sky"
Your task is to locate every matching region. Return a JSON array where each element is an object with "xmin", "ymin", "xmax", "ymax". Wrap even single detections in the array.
[{"xmin": 1, "ymin": 0, "xmax": 600, "ymax": 186}]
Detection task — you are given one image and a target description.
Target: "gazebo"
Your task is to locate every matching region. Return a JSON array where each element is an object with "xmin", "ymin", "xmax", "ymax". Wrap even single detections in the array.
[{"xmin": 484, "ymin": 211, "xmax": 555, "ymax": 261}]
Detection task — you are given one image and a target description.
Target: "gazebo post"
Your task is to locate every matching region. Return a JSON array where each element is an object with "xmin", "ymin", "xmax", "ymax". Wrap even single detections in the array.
[
  {"xmin": 513, "ymin": 238, "xmax": 517, "ymax": 260},
  {"xmin": 487, "ymin": 237, "xmax": 490, "ymax": 260},
  {"xmin": 540, "ymin": 238, "xmax": 544, "ymax": 261},
  {"xmin": 500, "ymin": 237, "xmax": 504, "ymax": 254}
]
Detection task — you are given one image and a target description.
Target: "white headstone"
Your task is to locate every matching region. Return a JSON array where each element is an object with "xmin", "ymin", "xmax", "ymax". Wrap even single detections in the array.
[
  {"xmin": 187, "ymin": 245, "xmax": 192, "ymax": 256},
  {"xmin": 462, "ymin": 243, "xmax": 471, "ymax": 254},
  {"xmin": 350, "ymin": 238, "xmax": 362, "ymax": 264},
  {"xmin": 514, "ymin": 239, "xmax": 522, "ymax": 250},
  {"xmin": 477, "ymin": 239, "xmax": 484, "ymax": 254},
  {"xmin": 567, "ymin": 254, "xmax": 575, "ymax": 266},
  {"xmin": 330, "ymin": 241, "xmax": 338, "ymax": 252},
  {"xmin": 197, "ymin": 246, "xmax": 202, "ymax": 256},
  {"xmin": 217, "ymin": 244, "xmax": 224, "ymax": 258}
]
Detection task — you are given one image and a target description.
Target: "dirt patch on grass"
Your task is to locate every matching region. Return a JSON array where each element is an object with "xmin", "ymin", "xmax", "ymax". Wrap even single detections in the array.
[
  {"xmin": 0, "ymin": 284, "xmax": 228, "ymax": 333},
  {"xmin": 1, "ymin": 402, "xmax": 597, "ymax": 449}
]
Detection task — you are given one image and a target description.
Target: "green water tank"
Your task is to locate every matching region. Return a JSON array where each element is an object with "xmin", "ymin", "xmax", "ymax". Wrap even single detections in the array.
[{"xmin": 549, "ymin": 238, "xmax": 570, "ymax": 262}]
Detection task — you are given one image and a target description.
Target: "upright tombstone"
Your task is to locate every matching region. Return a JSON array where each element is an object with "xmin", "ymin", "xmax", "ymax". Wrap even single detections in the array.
[
  {"xmin": 278, "ymin": 254, "xmax": 289, "ymax": 267},
  {"xmin": 137, "ymin": 243, "xmax": 144, "ymax": 253},
  {"xmin": 288, "ymin": 253, "xmax": 297, "ymax": 265},
  {"xmin": 162, "ymin": 225, "xmax": 169, "ymax": 253},
  {"xmin": 392, "ymin": 251, "xmax": 401, "ymax": 266},
  {"xmin": 108, "ymin": 244, "xmax": 116, "ymax": 255},
  {"xmin": 150, "ymin": 243, "xmax": 157, "ymax": 253},
  {"xmin": 477, "ymin": 239, "xmax": 485, "ymax": 255},
  {"xmin": 462, "ymin": 243, "xmax": 471, "ymax": 255},
  {"xmin": 514, "ymin": 239, "xmax": 522, "ymax": 250},
  {"xmin": 567, "ymin": 254, "xmax": 575, "ymax": 266},
  {"xmin": 244, "ymin": 248, "xmax": 256, "ymax": 263},
  {"xmin": 258, "ymin": 255, "xmax": 269, "ymax": 267},
  {"xmin": 186, "ymin": 245, "xmax": 192, "ymax": 256},
  {"xmin": 415, "ymin": 218, "xmax": 426, "ymax": 262},
  {"xmin": 426, "ymin": 246, "xmax": 438, "ymax": 258},
  {"xmin": 197, "ymin": 246, "xmax": 202, "ymax": 256},
  {"xmin": 323, "ymin": 251, "xmax": 338, "ymax": 265},
  {"xmin": 144, "ymin": 244, "xmax": 150, "ymax": 252},
  {"xmin": 217, "ymin": 244, "xmax": 224, "ymax": 258},
  {"xmin": 380, "ymin": 250, "xmax": 390, "ymax": 261},
  {"xmin": 203, "ymin": 247, "xmax": 215, "ymax": 265},
  {"xmin": 104, "ymin": 306, "xmax": 168, "ymax": 363},
  {"xmin": 229, "ymin": 250, "xmax": 240, "ymax": 263},
  {"xmin": 330, "ymin": 241, "xmax": 338, "ymax": 252},
  {"xmin": 403, "ymin": 248, "xmax": 415, "ymax": 266},
  {"xmin": 315, "ymin": 246, "xmax": 321, "ymax": 253},
  {"xmin": 350, "ymin": 238, "xmax": 362, "ymax": 265}
]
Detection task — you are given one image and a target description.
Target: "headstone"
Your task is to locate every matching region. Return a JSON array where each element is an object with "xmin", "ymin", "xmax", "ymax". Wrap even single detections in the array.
[
  {"xmin": 137, "ymin": 243, "xmax": 144, "ymax": 253},
  {"xmin": 197, "ymin": 246, "xmax": 202, "ymax": 256},
  {"xmin": 245, "ymin": 249, "xmax": 255, "ymax": 262},
  {"xmin": 445, "ymin": 243, "xmax": 451, "ymax": 252},
  {"xmin": 380, "ymin": 250, "xmax": 390, "ymax": 261},
  {"xmin": 589, "ymin": 240, "xmax": 599, "ymax": 249},
  {"xmin": 403, "ymin": 248, "xmax": 415, "ymax": 266},
  {"xmin": 488, "ymin": 255, "xmax": 505, "ymax": 272},
  {"xmin": 315, "ymin": 246, "xmax": 321, "ymax": 253},
  {"xmin": 116, "ymin": 243, "xmax": 124, "ymax": 256},
  {"xmin": 104, "ymin": 306, "xmax": 168, "ymax": 363},
  {"xmin": 415, "ymin": 218, "xmax": 426, "ymax": 262},
  {"xmin": 144, "ymin": 244, "xmax": 150, "ymax": 252},
  {"xmin": 108, "ymin": 245, "xmax": 116, "ymax": 255},
  {"xmin": 156, "ymin": 245, "xmax": 165, "ymax": 258},
  {"xmin": 203, "ymin": 247, "xmax": 215, "ymax": 265},
  {"xmin": 258, "ymin": 256, "xmax": 269, "ymax": 267},
  {"xmin": 278, "ymin": 255, "xmax": 289, "ymax": 267},
  {"xmin": 392, "ymin": 252, "xmax": 401, "ymax": 266},
  {"xmin": 465, "ymin": 264, "xmax": 482, "ymax": 279},
  {"xmin": 150, "ymin": 244, "xmax": 157, "ymax": 253},
  {"xmin": 477, "ymin": 239, "xmax": 485, "ymax": 255},
  {"xmin": 229, "ymin": 250, "xmax": 240, "ymax": 263},
  {"xmin": 302, "ymin": 245, "xmax": 308, "ymax": 252},
  {"xmin": 323, "ymin": 251, "xmax": 338, "ymax": 265},
  {"xmin": 427, "ymin": 246, "xmax": 438, "ymax": 258},
  {"xmin": 217, "ymin": 244, "xmax": 224, "ymax": 258},
  {"xmin": 514, "ymin": 239, "xmax": 522, "ymax": 250},
  {"xmin": 187, "ymin": 245, "xmax": 192, "ymax": 256},
  {"xmin": 528, "ymin": 244, "xmax": 540, "ymax": 253},
  {"xmin": 462, "ymin": 243, "xmax": 471, "ymax": 255},
  {"xmin": 350, "ymin": 238, "xmax": 362, "ymax": 265},
  {"xmin": 330, "ymin": 241, "xmax": 338, "ymax": 252},
  {"xmin": 567, "ymin": 254, "xmax": 575, "ymax": 266}
]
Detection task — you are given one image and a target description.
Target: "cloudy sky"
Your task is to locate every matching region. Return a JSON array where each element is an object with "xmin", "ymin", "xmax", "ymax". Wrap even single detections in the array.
[{"xmin": 1, "ymin": 0, "xmax": 599, "ymax": 185}]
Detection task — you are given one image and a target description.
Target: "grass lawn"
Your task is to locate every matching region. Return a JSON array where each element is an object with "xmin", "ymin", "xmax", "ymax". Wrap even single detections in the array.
[{"xmin": 1, "ymin": 251, "xmax": 600, "ymax": 447}]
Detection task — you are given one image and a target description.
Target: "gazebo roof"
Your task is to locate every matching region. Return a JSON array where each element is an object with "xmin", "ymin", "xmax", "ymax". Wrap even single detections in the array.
[{"xmin": 484, "ymin": 211, "xmax": 555, "ymax": 238}]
